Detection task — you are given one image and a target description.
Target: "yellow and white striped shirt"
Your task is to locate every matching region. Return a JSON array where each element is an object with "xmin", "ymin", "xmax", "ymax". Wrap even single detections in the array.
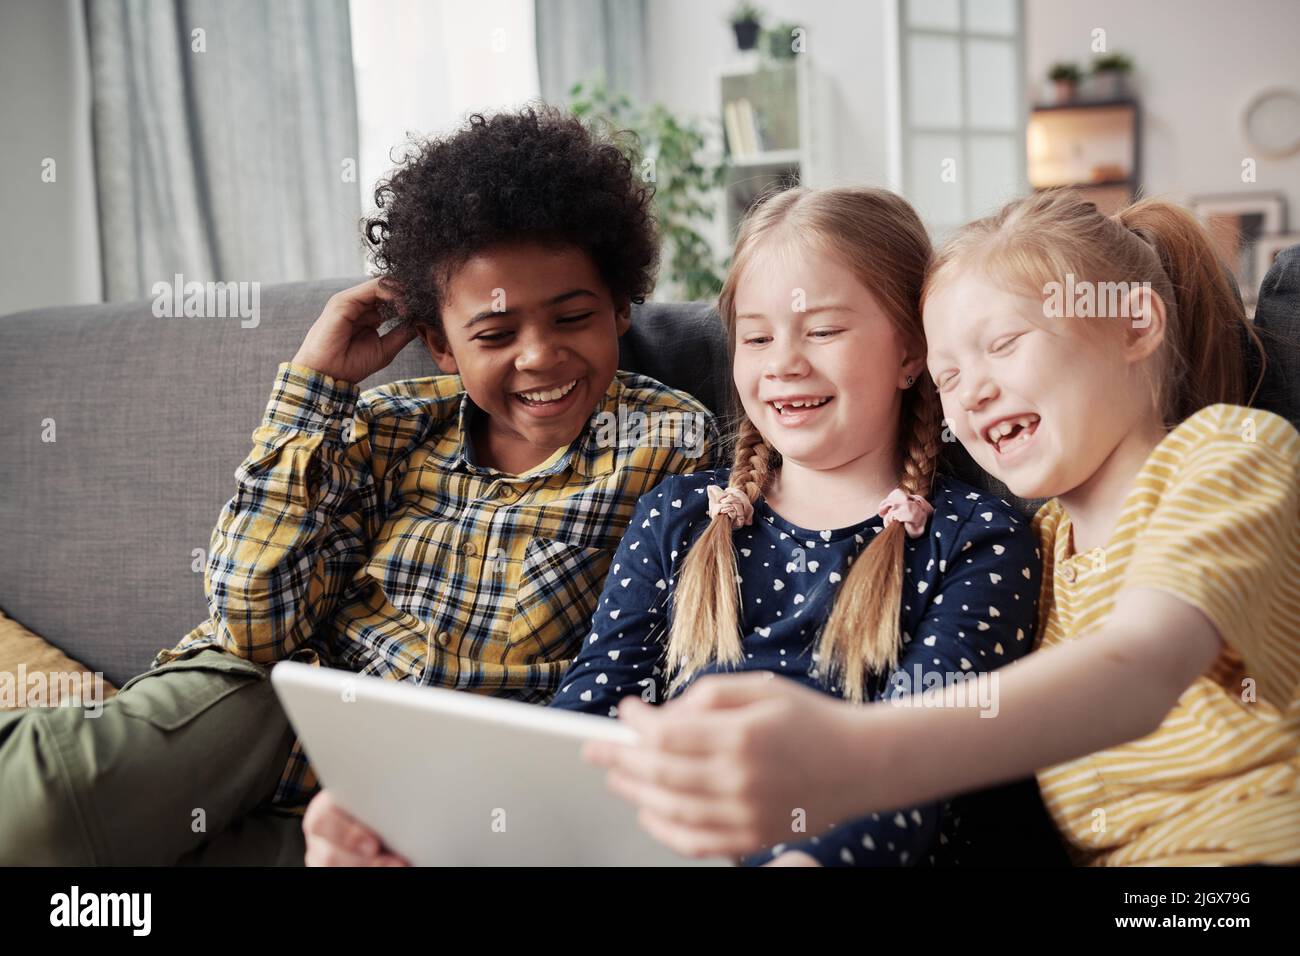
[{"xmin": 1033, "ymin": 404, "xmax": 1300, "ymax": 866}]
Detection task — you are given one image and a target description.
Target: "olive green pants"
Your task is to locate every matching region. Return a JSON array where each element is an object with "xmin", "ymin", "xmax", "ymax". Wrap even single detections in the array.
[{"xmin": 0, "ymin": 649, "xmax": 306, "ymax": 865}]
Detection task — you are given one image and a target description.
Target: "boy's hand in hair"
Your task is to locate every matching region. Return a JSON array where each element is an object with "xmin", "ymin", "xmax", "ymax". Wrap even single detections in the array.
[
  {"xmin": 291, "ymin": 277, "xmax": 418, "ymax": 384},
  {"xmin": 303, "ymin": 788, "xmax": 410, "ymax": 867}
]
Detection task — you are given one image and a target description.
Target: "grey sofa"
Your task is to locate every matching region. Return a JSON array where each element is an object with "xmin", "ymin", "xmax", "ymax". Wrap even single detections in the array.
[
  {"xmin": 2, "ymin": 249, "xmax": 1298, "ymax": 690},
  {"xmin": 0, "ymin": 282, "xmax": 728, "ymax": 686}
]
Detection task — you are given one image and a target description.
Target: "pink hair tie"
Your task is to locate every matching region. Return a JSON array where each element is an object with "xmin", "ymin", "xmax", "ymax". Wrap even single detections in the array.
[
  {"xmin": 876, "ymin": 488, "xmax": 933, "ymax": 538},
  {"xmin": 706, "ymin": 485, "xmax": 755, "ymax": 529}
]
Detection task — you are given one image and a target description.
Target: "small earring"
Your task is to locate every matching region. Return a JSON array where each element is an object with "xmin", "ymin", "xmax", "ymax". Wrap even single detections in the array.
[{"xmin": 905, "ymin": 375, "xmax": 915, "ymax": 387}]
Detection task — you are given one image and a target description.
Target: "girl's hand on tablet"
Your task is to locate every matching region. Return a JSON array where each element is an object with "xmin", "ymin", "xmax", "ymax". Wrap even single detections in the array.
[
  {"xmin": 303, "ymin": 788, "xmax": 411, "ymax": 867},
  {"xmin": 763, "ymin": 851, "xmax": 822, "ymax": 867},
  {"xmin": 583, "ymin": 673, "xmax": 872, "ymax": 859}
]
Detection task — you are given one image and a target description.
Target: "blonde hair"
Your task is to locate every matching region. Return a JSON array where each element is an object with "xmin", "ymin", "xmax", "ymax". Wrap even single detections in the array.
[
  {"xmin": 665, "ymin": 186, "xmax": 937, "ymax": 702},
  {"xmin": 921, "ymin": 189, "xmax": 1265, "ymax": 426}
]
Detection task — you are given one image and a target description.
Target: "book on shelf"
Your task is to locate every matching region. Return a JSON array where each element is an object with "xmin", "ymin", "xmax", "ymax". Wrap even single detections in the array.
[
  {"xmin": 724, "ymin": 98, "xmax": 770, "ymax": 159},
  {"xmin": 724, "ymin": 100, "xmax": 745, "ymax": 159}
]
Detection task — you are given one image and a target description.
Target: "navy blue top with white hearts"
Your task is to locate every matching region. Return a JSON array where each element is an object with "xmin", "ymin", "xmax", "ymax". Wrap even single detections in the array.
[{"xmin": 550, "ymin": 467, "xmax": 1042, "ymax": 867}]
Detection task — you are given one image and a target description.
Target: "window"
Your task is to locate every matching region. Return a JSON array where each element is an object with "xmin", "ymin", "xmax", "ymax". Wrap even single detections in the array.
[
  {"xmin": 349, "ymin": 0, "xmax": 540, "ymax": 212},
  {"xmin": 897, "ymin": 0, "xmax": 1026, "ymax": 236}
]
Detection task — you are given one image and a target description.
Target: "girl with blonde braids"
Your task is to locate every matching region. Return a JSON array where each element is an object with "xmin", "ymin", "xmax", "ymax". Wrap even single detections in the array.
[{"xmin": 552, "ymin": 186, "xmax": 1042, "ymax": 866}]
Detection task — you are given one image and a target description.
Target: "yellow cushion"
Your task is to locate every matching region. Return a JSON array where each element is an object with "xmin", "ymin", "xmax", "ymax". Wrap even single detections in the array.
[{"xmin": 0, "ymin": 607, "xmax": 117, "ymax": 710}]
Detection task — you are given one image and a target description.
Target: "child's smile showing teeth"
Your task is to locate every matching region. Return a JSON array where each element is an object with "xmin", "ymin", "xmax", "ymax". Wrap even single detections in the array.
[
  {"xmin": 768, "ymin": 394, "xmax": 833, "ymax": 426},
  {"xmin": 982, "ymin": 413, "xmax": 1041, "ymax": 457},
  {"xmin": 512, "ymin": 378, "xmax": 581, "ymax": 416}
]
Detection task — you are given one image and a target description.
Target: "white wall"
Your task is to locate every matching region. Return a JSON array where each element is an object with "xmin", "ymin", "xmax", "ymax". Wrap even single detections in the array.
[
  {"xmin": 0, "ymin": 0, "xmax": 101, "ymax": 315},
  {"xmin": 1025, "ymin": 0, "xmax": 1300, "ymax": 218}
]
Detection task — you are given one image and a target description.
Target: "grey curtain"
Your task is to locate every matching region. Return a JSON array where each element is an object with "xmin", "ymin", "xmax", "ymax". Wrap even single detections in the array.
[
  {"xmin": 535, "ymin": 0, "xmax": 647, "ymax": 105},
  {"xmin": 85, "ymin": 0, "xmax": 362, "ymax": 301}
]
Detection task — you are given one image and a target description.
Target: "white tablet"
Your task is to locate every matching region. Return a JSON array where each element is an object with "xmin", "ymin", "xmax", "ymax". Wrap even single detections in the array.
[{"xmin": 270, "ymin": 661, "xmax": 726, "ymax": 866}]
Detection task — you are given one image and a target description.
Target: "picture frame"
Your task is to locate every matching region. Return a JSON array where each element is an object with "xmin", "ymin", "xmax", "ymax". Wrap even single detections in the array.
[{"xmin": 1189, "ymin": 192, "xmax": 1289, "ymax": 312}]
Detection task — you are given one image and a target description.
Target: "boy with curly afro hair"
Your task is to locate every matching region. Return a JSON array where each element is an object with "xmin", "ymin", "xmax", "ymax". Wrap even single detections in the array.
[{"xmin": 0, "ymin": 105, "xmax": 718, "ymax": 866}]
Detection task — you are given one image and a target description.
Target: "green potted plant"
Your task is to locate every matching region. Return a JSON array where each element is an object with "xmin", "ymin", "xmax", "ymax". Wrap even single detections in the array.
[
  {"xmin": 569, "ymin": 77, "xmax": 728, "ymax": 301},
  {"xmin": 1047, "ymin": 62, "xmax": 1081, "ymax": 105},
  {"xmin": 729, "ymin": 2, "xmax": 762, "ymax": 52},
  {"xmin": 762, "ymin": 21, "xmax": 802, "ymax": 60},
  {"xmin": 1091, "ymin": 52, "xmax": 1133, "ymax": 100}
]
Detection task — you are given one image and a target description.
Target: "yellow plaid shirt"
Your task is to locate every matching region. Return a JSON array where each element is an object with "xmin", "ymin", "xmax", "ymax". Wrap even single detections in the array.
[{"xmin": 153, "ymin": 362, "xmax": 718, "ymax": 807}]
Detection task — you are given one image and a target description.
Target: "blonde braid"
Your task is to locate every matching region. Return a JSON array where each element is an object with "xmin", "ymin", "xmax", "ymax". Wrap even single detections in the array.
[
  {"xmin": 665, "ymin": 415, "xmax": 773, "ymax": 690},
  {"xmin": 899, "ymin": 385, "xmax": 941, "ymax": 498},
  {"xmin": 816, "ymin": 381, "xmax": 943, "ymax": 701},
  {"xmin": 729, "ymin": 417, "xmax": 774, "ymax": 502}
]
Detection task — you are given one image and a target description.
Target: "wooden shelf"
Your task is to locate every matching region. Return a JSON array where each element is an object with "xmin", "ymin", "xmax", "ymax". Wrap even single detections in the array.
[
  {"xmin": 1033, "ymin": 177, "xmax": 1136, "ymax": 191},
  {"xmin": 1027, "ymin": 99, "xmax": 1141, "ymax": 212},
  {"xmin": 1030, "ymin": 97, "xmax": 1138, "ymax": 113}
]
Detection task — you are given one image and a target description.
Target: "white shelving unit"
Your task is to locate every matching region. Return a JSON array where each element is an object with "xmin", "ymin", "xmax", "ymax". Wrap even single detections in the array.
[{"xmin": 717, "ymin": 55, "xmax": 828, "ymax": 241}]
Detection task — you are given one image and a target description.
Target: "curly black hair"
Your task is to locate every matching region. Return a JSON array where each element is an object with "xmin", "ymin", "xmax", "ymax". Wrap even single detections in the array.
[{"xmin": 364, "ymin": 105, "xmax": 659, "ymax": 344}]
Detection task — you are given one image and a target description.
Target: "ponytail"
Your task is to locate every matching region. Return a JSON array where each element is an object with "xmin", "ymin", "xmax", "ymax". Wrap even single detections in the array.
[{"xmin": 1116, "ymin": 199, "xmax": 1265, "ymax": 421}]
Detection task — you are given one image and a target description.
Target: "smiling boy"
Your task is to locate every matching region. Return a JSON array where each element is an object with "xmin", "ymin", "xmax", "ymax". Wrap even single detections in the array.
[{"xmin": 0, "ymin": 107, "xmax": 717, "ymax": 864}]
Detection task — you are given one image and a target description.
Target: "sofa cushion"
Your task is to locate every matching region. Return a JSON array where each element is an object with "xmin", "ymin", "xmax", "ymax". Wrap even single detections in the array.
[
  {"xmin": 0, "ymin": 607, "xmax": 118, "ymax": 708},
  {"xmin": 617, "ymin": 300, "xmax": 730, "ymax": 416},
  {"xmin": 1, "ymin": 279, "xmax": 360, "ymax": 685},
  {"xmin": 1251, "ymin": 245, "xmax": 1300, "ymax": 429}
]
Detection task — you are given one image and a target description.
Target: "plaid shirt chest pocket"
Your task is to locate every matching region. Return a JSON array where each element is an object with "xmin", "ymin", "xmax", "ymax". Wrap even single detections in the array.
[{"xmin": 505, "ymin": 537, "xmax": 612, "ymax": 666}]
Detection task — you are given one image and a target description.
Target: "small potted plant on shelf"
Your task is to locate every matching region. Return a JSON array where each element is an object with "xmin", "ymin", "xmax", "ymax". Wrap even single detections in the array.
[
  {"xmin": 761, "ymin": 22, "xmax": 803, "ymax": 60},
  {"xmin": 1090, "ymin": 52, "xmax": 1133, "ymax": 100},
  {"xmin": 1047, "ymin": 62, "xmax": 1081, "ymax": 105},
  {"xmin": 729, "ymin": 2, "xmax": 762, "ymax": 52}
]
